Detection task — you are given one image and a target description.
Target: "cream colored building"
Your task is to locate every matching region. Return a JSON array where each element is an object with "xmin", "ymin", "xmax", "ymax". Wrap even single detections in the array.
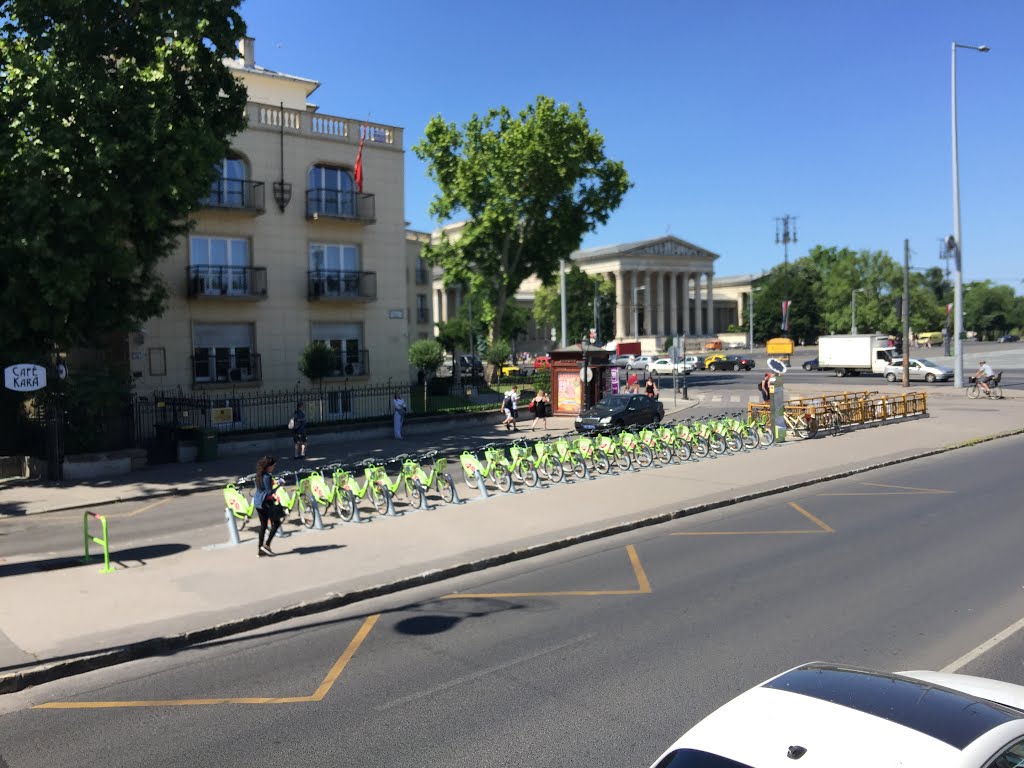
[{"xmin": 131, "ymin": 37, "xmax": 418, "ymax": 395}]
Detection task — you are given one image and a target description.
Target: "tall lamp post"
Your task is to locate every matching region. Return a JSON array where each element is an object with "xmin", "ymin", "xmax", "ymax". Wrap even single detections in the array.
[
  {"xmin": 951, "ymin": 41, "xmax": 990, "ymax": 388},
  {"xmin": 850, "ymin": 288, "xmax": 863, "ymax": 334}
]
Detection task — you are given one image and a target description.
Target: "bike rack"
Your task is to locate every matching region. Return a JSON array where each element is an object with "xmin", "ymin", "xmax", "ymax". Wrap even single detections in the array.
[
  {"xmin": 415, "ymin": 478, "xmax": 435, "ymax": 511},
  {"xmin": 446, "ymin": 473, "xmax": 466, "ymax": 504},
  {"xmin": 83, "ymin": 511, "xmax": 115, "ymax": 573},
  {"xmin": 382, "ymin": 486, "xmax": 402, "ymax": 517},
  {"xmin": 224, "ymin": 507, "xmax": 241, "ymax": 545},
  {"xmin": 475, "ymin": 470, "xmax": 489, "ymax": 499}
]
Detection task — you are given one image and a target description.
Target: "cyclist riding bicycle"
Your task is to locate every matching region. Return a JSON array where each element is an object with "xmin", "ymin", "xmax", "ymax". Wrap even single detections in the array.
[{"xmin": 975, "ymin": 360, "xmax": 995, "ymax": 395}]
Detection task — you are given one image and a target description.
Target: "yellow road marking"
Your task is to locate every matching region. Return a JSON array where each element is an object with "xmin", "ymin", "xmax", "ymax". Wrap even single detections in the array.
[
  {"xmin": 35, "ymin": 614, "xmax": 380, "ymax": 710},
  {"xmin": 819, "ymin": 482, "xmax": 952, "ymax": 497},
  {"xmin": 120, "ymin": 497, "xmax": 175, "ymax": 518},
  {"xmin": 442, "ymin": 544, "xmax": 651, "ymax": 599},
  {"xmin": 672, "ymin": 501, "xmax": 833, "ymax": 536}
]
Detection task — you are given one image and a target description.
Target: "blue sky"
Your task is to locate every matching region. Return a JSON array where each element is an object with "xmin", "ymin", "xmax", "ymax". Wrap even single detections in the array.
[{"xmin": 239, "ymin": 0, "xmax": 1022, "ymax": 288}]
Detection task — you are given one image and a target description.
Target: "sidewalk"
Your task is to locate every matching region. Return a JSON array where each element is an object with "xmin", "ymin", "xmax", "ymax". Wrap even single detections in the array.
[{"xmin": 3, "ymin": 390, "xmax": 1023, "ymax": 694}]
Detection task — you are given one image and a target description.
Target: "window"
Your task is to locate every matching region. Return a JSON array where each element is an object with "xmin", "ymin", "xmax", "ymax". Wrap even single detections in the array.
[
  {"xmin": 415, "ymin": 257, "xmax": 430, "ymax": 284},
  {"xmin": 416, "ymin": 294, "xmax": 429, "ymax": 323},
  {"xmin": 190, "ymin": 237, "xmax": 251, "ymax": 295},
  {"xmin": 310, "ymin": 243, "xmax": 360, "ymax": 297},
  {"xmin": 204, "ymin": 155, "xmax": 247, "ymax": 207},
  {"xmin": 308, "ymin": 165, "xmax": 355, "ymax": 217},
  {"xmin": 192, "ymin": 323, "xmax": 256, "ymax": 382},
  {"xmin": 311, "ymin": 323, "xmax": 365, "ymax": 377},
  {"xmin": 990, "ymin": 739, "xmax": 1024, "ymax": 768}
]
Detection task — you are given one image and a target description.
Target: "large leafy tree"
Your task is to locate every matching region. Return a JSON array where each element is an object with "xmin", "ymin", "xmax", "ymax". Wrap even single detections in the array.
[
  {"xmin": 964, "ymin": 281, "xmax": 1019, "ymax": 340},
  {"xmin": 533, "ymin": 265, "xmax": 615, "ymax": 346},
  {"xmin": 0, "ymin": 0, "xmax": 248, "ymax": 362},
  {"xmin": 413, "ymin": 95, "xmax": 631, "ymax": 344}
]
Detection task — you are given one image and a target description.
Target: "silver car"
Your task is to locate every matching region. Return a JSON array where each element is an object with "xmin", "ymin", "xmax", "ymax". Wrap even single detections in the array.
[{"xmin": 884, "ymin": 358, "xmax": 953, "ymax": 383}]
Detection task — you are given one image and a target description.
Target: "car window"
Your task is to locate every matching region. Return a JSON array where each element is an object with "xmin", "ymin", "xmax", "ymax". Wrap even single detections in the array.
[
  {"xmin": 988, "ymin": 738, "xmax": 1024, "ymax": 768},
  {"xmin": 652, "ymin": 748, "xmax": 754, "ymax": 768}
]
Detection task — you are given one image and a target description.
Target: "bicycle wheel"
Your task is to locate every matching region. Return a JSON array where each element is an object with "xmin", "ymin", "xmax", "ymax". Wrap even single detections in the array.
[
  {"xmin": 723, "ymin": 432, "xmax": 742, "ymax": 453},
  {"xmin": 298, "ymin": 494, "xmax": 317, "ymax": 528},
  {"xmin": 543, "ymin": 456, "xmax": 565, "ymax": 483},
  {"xmin": 337, "ymin": 490, "xmax": 356, "ymax": 522},
  {"xmin": 495, "ymin": 465, "xmax": 513, "ymax": 493},
  {"xmin": 758, "ymin": 426, "xmax": 775, "ymax": 447},
  {"xmin": 592, "ymin": 449, "xmax": 611, "ymax": 475},
  {"xmin": 655, "ymin": 443, "xmax": 673, "ymax": 464},
  {"xmin": 709, "ymin": 435, "xmax": 726, "ymax": 455},
  {"xmin": 438, "ymin": 474, "xmax": 456, "ymax": 503},
  {"xmin": 613, "ymin": 449, "xmax": 632, "ymax": 471},
  {"xmin": 408, "ymin": 480, "xmax": 425, "ymax": 510},
  {"xmin": 237, "ymin": 512, "xmax": 250, "ymax": 531},
  {"xmin": 967, "ymin": 384, "xmax": 980, "ymax": 399},
  {"xmin": 992, "ymin": 385, "xmax": 1003, "ymax": 399},
  {"xmin": 521, "ymin": 459, "xmax": 539, "ymax": 487},
  {"xmin": 740, "ymin": 428, "xmax": 758, "ymax": 450},
  {"xmin": 804, "ymin": 416, "xmax": 819, "ymax": 439},
  {"xmin": 464, "ymin": 467, "xmax": 479, "ymax": 489},
  {"xmin": 634, "ymin": 444, "xmax": 654, "ymax": 468},
  {"xmin": 567, "ymin": 456, "xmax": 587, "ymax": 479},
  {"xmin": 692, "ymin": 436, "xmax": 709, "ymax": 458},
  {"xmin": 674, "ymin": 440, "xmax": 692, "ymax": 461}
]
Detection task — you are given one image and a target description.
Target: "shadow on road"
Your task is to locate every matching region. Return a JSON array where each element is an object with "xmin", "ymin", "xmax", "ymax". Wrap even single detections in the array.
[{"xmin": 0, "ymin": 542, "xmax": 190, "ymax": 578}]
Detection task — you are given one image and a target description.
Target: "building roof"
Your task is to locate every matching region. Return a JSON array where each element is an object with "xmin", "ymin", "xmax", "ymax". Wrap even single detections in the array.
[
  {"xmin": 714, "ymin": 271, "xmax": 770, "ymax": 287},
  {"xmin": 570, "ymin": 235, "xmax": 720, "ymax": 262}
]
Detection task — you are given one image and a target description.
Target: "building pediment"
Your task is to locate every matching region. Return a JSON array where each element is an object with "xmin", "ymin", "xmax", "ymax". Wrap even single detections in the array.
[{"xmin": 572, "ymin": 235, "xmax": 719, "ymax": 265}]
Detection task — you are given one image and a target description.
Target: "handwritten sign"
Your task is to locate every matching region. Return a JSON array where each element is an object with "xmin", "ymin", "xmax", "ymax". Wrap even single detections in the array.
[{"xmin": 4, "ymin": 364, "xmax": 47, "ymax": 392}]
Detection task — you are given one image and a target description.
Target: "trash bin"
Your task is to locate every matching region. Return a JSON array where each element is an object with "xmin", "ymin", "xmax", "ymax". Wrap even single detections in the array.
[{"xmin": 196, "ymin": 428, "xmax": 218, "ymax": 462}]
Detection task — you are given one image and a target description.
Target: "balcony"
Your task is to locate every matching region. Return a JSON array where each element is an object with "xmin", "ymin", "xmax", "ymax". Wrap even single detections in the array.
[
  {"xmin": 191, "ymin": 353, "xmax": 262, "ymax": 385},
  {"xmin": 199, "ymin": 179, "xmax": 266, "ymax": 214},
  {"xmin": 187, "ymin": 266, "xmax": 268, "ymax": 299},
  {"xmin": 308, "ymin": 270, "xmax": 377, "ymax": 302},
  {"xmin": 306, "ymin": 189, "xmax": 376, "ymax": 224},
  {"xmin": 326, "ymin": 350, "xmax": 369, "ymax": 378}
]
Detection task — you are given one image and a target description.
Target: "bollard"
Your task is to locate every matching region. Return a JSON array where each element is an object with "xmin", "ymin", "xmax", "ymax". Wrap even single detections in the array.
[
  {"xmin": 345, "ymin": 490, "xmax": 367, "ymax": 523},
  {"xmin": 475, "ymin": 470, "xmax": 490, "ymax": 499},
  {"xmin": 415, "ymin": 479, "xmax": 435, "ymax": 511},
  {"xmin": 83, "ymin": 511, "xmax": 115, "ymax": 573},
  {"xmin": 446, "ymin": 474, "xmax": 466, "ymax": 504},
  {"xmin": 382, "ymin": 486, "xmax": 401, "ymax": 517},
  {"xmin": 225, "ymin": 507, "xmax": 241, "ymax": 545},
  {"xmin": 311, "ymin": 498, "xmax": 325, "ymax": 530}
]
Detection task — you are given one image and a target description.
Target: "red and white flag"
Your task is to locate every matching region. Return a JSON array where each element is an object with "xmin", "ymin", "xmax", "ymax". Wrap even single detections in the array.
[
  {"xmin": 945, "ymin": 303, "xmax": 953, "ymax": 316},
  {"xmin": 354, "ymin": 124, "xmax": 365, "ymax": 192},
  {"xmin": 781, "ymin": 300, "xmax": 792, "ymax": 331}
]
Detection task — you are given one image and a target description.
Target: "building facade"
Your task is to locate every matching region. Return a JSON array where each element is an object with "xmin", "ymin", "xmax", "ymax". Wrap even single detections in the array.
[{"xmin": 130, "ymin": 37, "xmax": 417, "ymax": 395}]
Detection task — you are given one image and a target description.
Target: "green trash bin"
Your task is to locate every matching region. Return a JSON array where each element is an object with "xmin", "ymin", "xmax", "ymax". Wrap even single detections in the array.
[{"xmin": 197, "ymin": 428, "xmax": 218, "ymax": 462}]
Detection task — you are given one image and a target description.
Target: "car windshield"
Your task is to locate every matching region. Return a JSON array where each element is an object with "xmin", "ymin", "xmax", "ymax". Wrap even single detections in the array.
[
  {"xmin": 597, "ymin": 395, "xmax": 630, "ymax": 409},
  {"xmin": 917, "ymin": 359, "xmax": 938, "ymax": 368},
  {"xmin": 652, "ymin": 749, "xmax": 753, "ymax": 768}
]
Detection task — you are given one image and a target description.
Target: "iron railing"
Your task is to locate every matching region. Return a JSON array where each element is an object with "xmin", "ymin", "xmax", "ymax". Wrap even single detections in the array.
[
  {"xmin": 187, "ymin": 266, "xmax": 268, "ymax": 298},
  {"xmin": 307, "ymin": 270, "xmax": 377, "ymax": 301},
  {"xmin": 305, "ymin": 188, "xmax": 376, "ymax": 223},
  {"xmin": 191, "ymin": 353, "xmax": 263, "ymax": 386},
  {"xmin": 199, "ymin": 179, "xmax": 266, "ymax": 212}
]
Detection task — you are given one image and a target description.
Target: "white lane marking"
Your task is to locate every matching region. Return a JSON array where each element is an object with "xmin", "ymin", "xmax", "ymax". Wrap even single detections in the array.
[
  {"xmin": 942, "ymin": 614, "xmax": 1024, "ymax": 673},
  {"xmin": 711, "ymin": 396, "xmax": 723, "ymax": 402},
  {"xmin": 375, "ymin": 633, "xmax": 596, "ymax": 710}
]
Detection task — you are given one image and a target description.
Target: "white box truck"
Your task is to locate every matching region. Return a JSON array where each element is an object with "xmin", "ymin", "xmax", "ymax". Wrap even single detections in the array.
[{"xmin": 817, "ymin": 334, "xmax": 896, "ymax": 377}]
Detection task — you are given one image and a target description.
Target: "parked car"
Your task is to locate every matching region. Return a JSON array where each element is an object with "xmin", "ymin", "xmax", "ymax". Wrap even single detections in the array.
[
  {"xmin": 884, "ymin": 358, "xmax": 953, "ymax": 383},
  {"xmin": 575, "ymin": 393, "xmax": 664, "ymax": 433},
  {"xmin": 704, "ymin": 339, "xmax": 723, "ymax": 350},
  {"xmin": 498, "ymin": 363, "xmax": 521, "ymax": 377},
  {"xmin": 682, "ymin": 355, "xmax": 704, "ymax": 371},
  {"xmin": 802, "ymin": 357, "xmax": 819, "ymax": 371},
  {"xmin": 646, "ymin": 661, "xmax": 1024, "ymax": 768},
  {"xmin": 439, "ymin": 354, "xmax": 484, "ymax": 377},
  {"xmin": 646, "ymin": 357, "xmax": 687, "ymax": 376},
  {"xmin": 704, "ymin": 354, "xmax": 755, "ymax": 371},
  {"xmin": 532, "ymin": 355, "xmax": 551, "ymax": 370},
  {"xmin": 998, "ymin": 334, "xmax": 1020, "ymax": 343},
  {"xmin": 609, "ymin": 354, "xmax": 634, "ymax": 368},
  {"xmin": 627, "ymin": 355, "xmax": 656, "ymax": 372}
]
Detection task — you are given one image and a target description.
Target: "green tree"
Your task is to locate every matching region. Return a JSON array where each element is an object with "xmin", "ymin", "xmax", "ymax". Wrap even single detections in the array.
[
  {"xmin": 964, "ymin": 281, "xmax": 1017, "ymax": 340},
  {"xmin": 408, "ymin": 339, "xmax": 444, "ymax": 409},
  {"xmin": 533, "ymin": 266, "xmax": 615, "ymax": 346},
  {"xmin": 484, "ymin": 339, "xmax": 512, "ymax": 383},
  {"xmin": 0, "ymin": 0, "xmax": 248, "ymax": 362},
  {"xmin": 414, "ymin": 95, "xmax": 631, "ymax": 344},
  {"xmin": 298, "ymin": 341, "xmax": 336, "ymax": 387},
  {"xmin": 752, "ymin": 261, "xmax": 822, "ymax": 344}
]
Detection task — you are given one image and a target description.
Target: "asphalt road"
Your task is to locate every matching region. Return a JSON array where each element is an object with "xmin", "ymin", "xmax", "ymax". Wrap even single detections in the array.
[{"xmin": 3, "ymin": 436, "xmax": 1024, "ymax": 767}]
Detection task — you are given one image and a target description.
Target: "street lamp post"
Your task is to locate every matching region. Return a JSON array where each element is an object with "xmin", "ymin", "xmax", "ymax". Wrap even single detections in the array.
[
  {"xmin": 951, "ymin": 40, "xmax": 990, "ymax": 388},
  {"xmin": 850, "ymin": 289, "xmax": 863, "ymax": 334}
]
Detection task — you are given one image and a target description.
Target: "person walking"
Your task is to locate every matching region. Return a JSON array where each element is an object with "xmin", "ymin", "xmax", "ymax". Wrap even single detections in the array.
[
  {"xmin": 528, "ymin": 390, "xmax": 550, "ymax": 431},
  {"xmin": 644, "ymin": 375, "xmax": 659, "ymax": 400},
  {"xmin": 254, "ymin": 455, "xmax": 284, "ymax": 557},
  {"xmin": 290, "ymin": 401, "xmax": 307, "ymax": 460},
  {"xmin": 759, "ymin": 372, "xmax": 772, "ymax": 403},
  {"xmin": 392, "ymin": 392, "xmax": 408, "ymax": 439},
  {"xmin": 501, "ymin": 384, "xmax": 520, "ymax": 431}
]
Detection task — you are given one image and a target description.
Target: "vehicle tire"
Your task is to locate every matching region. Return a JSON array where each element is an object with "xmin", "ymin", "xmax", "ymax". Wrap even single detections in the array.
[
  {"xmin": 338, "ymin": 490, "xmax": 356, "ymax": 521},
  {"xmin": 803, "ymin": 362, "xmax": 812, "ymax": 371},
  {"xmin": 732, "ymin": 363, "xmax": 740, "ymax": 371},
  {"xmin": 521, "ymin": 460, "xmax": 539, "ymax": 488},
  {"xmin": 495, "ymin": 466, "xmax": 513, "ymax": 493},
  {"xmin": 593, "ymin": 449, "xmax": 611, "ymax": 475},
  {"xmin": 464, "ymin": 467, "xmax": 479, "ymax": 488},
  {"xmin": 967, "ymin": 384, "xmax": 980, "ymax": 399},
  {"xmin": 992, "ymin": 385, "xmax": 1004, "ymax": 399},
  {"xmin": 634, "ymin": 444, "xmax": 654, "ymax": 468},
  {"xmin": 804, "ymin": 416, "xmax": 819, "ymax": 439},
  {"xmin": 613, "ymin": 450, "xmax": 632, "ymax": 471},
  {"xmin": 238, "ymin": 513, "xmax": 249, "ymax": 531},
  {"xmin": 563, "ymin": 457, "xmax": 585, "ymax": 479},
  {"xmin": 710, "ymin": 435, "xmax": 726, "ymax": 455},
  {"xmin": 545, "ymin": 457, "xmax": 565, "ymax": 483},
  {"xmin": 409, "ymin": 480, "xmax": 425, "ymax": 510},
  {"xmin": 692, "ymin": 436, "xmax": 710, "ymax": 458},
  {"xmin": 758, "ymin": 426, "xmax": 775, "ymax": 447},
  {"xmin": 925, "ymin": 373, "xmax": 936, "ymax": 383},
  {"xmin": 655, "ymin": 444, "xmax": 673, "ymax": 464},
  {"xmin": 724, "ymin": 431, "xmax": 742, "ymax": 452},
  {"xmin": 886, "ymin": 372, "xmax": 897, "ymax": 382},
  {"xmin": 675, "ymin": 441, "xmax": 692, "ymax": 461},
  {"xmin": 438, "ymin": 474, "xmax": 456, "ymax": 503},
  {"xmin": 299, "ymin": 494, "xmax": 317, "ymax": 528},
  {"xmin": 741, "ymin": 428, "xmax": 759, "ymax": 450}
]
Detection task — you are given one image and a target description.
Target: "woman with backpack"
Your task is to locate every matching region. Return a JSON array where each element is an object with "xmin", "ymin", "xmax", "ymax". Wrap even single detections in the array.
[{"xmin": 253, "ymin": 455, "xmax": 285, "ymax": 557}]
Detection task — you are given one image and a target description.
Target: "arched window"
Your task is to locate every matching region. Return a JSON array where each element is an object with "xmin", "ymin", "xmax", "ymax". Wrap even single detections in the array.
[{"xmin": 308, "ymin": 165, "xmax": 355, "ymax": 217}]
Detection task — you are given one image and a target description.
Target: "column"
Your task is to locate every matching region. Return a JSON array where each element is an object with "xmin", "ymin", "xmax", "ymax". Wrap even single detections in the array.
[
  {"xmin": 668, "ymin": 271, "xmax": 679, "ymax": 338},
  {"xmin": 644, "ymin": 271, "xmax": 653, "ymax": 337},
  {"xmin": 615, "ymin": 270, "xmax": 629, "ymax": 340},
  {"xmin": 682, "ymin": 271, "xmax": 691, "ymax": 335},
  {"xmin": 433, "ymin": 289, "xmax": 443, "ymax": 324},
  {"xmin": 705, "ymin": 272, "xmax": 715, "ymax": 336},
  {"xmin": 694, "ymin": 273, "xmax": 703, "ymax": 335},
  {"xmin": 649, "ymin": 271, "xmax": 660, "ymax": 336}
]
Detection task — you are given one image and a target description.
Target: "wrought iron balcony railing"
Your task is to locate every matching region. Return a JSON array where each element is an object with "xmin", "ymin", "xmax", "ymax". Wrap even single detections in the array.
[
  {"xmin": 307, "ymin": 270, "xmax": 377, "ymax": 301},
  {"xmin": 306, "ymin": 188, "xmax": 376, "ymax": 223},
  {"xmin": 187, "ymin": 266, "xmax": 268, "ymax": 299},
  {"xmin": 199, "ymin": 179, "xmax": 266, "ymax": 213}
]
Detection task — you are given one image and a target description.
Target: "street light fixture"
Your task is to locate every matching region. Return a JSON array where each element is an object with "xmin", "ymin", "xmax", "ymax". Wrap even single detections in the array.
[{"xmin": 951, "ymin": 41, "xmax": 990, "ymax": 388}]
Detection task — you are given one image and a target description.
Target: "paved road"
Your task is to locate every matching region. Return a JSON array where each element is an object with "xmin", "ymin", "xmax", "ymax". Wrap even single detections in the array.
[{"xmin": 4, "ymin": 436, "xmax": 1024, "ymax": 767}]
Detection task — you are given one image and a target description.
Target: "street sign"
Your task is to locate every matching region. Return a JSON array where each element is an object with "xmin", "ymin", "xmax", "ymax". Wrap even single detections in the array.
[
  {"xmin": 579, "ymin": 366, "xmax": 593, "ymax": 382},
  {"xmin": 767, "ymin": 358, "xmax": 788, "ymax": 375},
  {"xmin": 4, "ymin": 364, "xmax": 47, "ymax": 392}
]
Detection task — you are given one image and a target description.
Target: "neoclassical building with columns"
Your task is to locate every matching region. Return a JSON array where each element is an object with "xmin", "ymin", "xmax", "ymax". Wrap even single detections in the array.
[{"xmin": 431, "ymin": 230, "xmax": 722, "ymax": 352}]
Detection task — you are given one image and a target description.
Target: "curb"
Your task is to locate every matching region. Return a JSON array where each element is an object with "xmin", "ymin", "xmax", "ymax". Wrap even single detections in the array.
[{"xmin": 4, "ymin": 422, "xmax": 1023, "ymax": 696}]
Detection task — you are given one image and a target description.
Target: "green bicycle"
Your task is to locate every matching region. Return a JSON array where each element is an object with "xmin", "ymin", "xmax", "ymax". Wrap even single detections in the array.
[
  {"xmin": 594, "ymin": 432, "xmax": 632, "ymax": 471},
  {"xmin": 573, "ymin": 434, "xmax": 611, "ymax": 475},
  {"xmin": 505, "ymin": 440, "xmax": 540, "ymax": 488},
  {"xmin": 655, "ymin": 422, "xmax": 693, "ymax": 461},
  {"xmin": 223, "ymin": 475, "xmax": 257, "ymax": 530},
  {"xmin": 532, "ymin": 437, "xmax": 566, "ymax": 483},
  {"xmin": 746, "ymin": 409, "xmax": 776, "ymax": 447},
  {"xmin": 332, "ymin": 460, "xmax": 387, "ymax": 519},
  {"xmin": 721, "ymin": 412, "xmax": 759, "ymax": 450},
  {"xmin": 551, "ymin": 433, "xmax": 588, "ymax": 479},
  {"xmin": 619, "ymin": 426, "xmax": 655, "ymax": 468},
  {"xmin": 403, "ymin": 451, "xmax": 457, "ymax": 504},
  {"xmin": 363, "ymin": 455, "xmax": 416, "ymax": 513},
  {"xmin": 673, "ymin": 420, "xmax": 710, "ymax": 458},
  {"xmin": 460, "ymin": 445, "xmax": 513, "ymax": 493},
  {"xmin": 637, "ymin": 424, "xmax": 673, "ymax": 464}
]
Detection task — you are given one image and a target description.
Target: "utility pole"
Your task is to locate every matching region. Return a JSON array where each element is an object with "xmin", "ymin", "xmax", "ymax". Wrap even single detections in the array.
[
  {"xmin": 902, "ymin": 240, "xmax": 911, "ymax": 387},
  {"xmin": 560, "ymin": 259, "xmax": 567, "ymax": 348},
  {"xmin": 748, "ymin": 290, "xmax": 754, "ymax": 352},
  {"xmin": 939, "ymin": 238, "xmax": 954, "ymax": 356},
  {"xmin": 775, "ymin": 215, "xmax": 797, "ymax": 334}
]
